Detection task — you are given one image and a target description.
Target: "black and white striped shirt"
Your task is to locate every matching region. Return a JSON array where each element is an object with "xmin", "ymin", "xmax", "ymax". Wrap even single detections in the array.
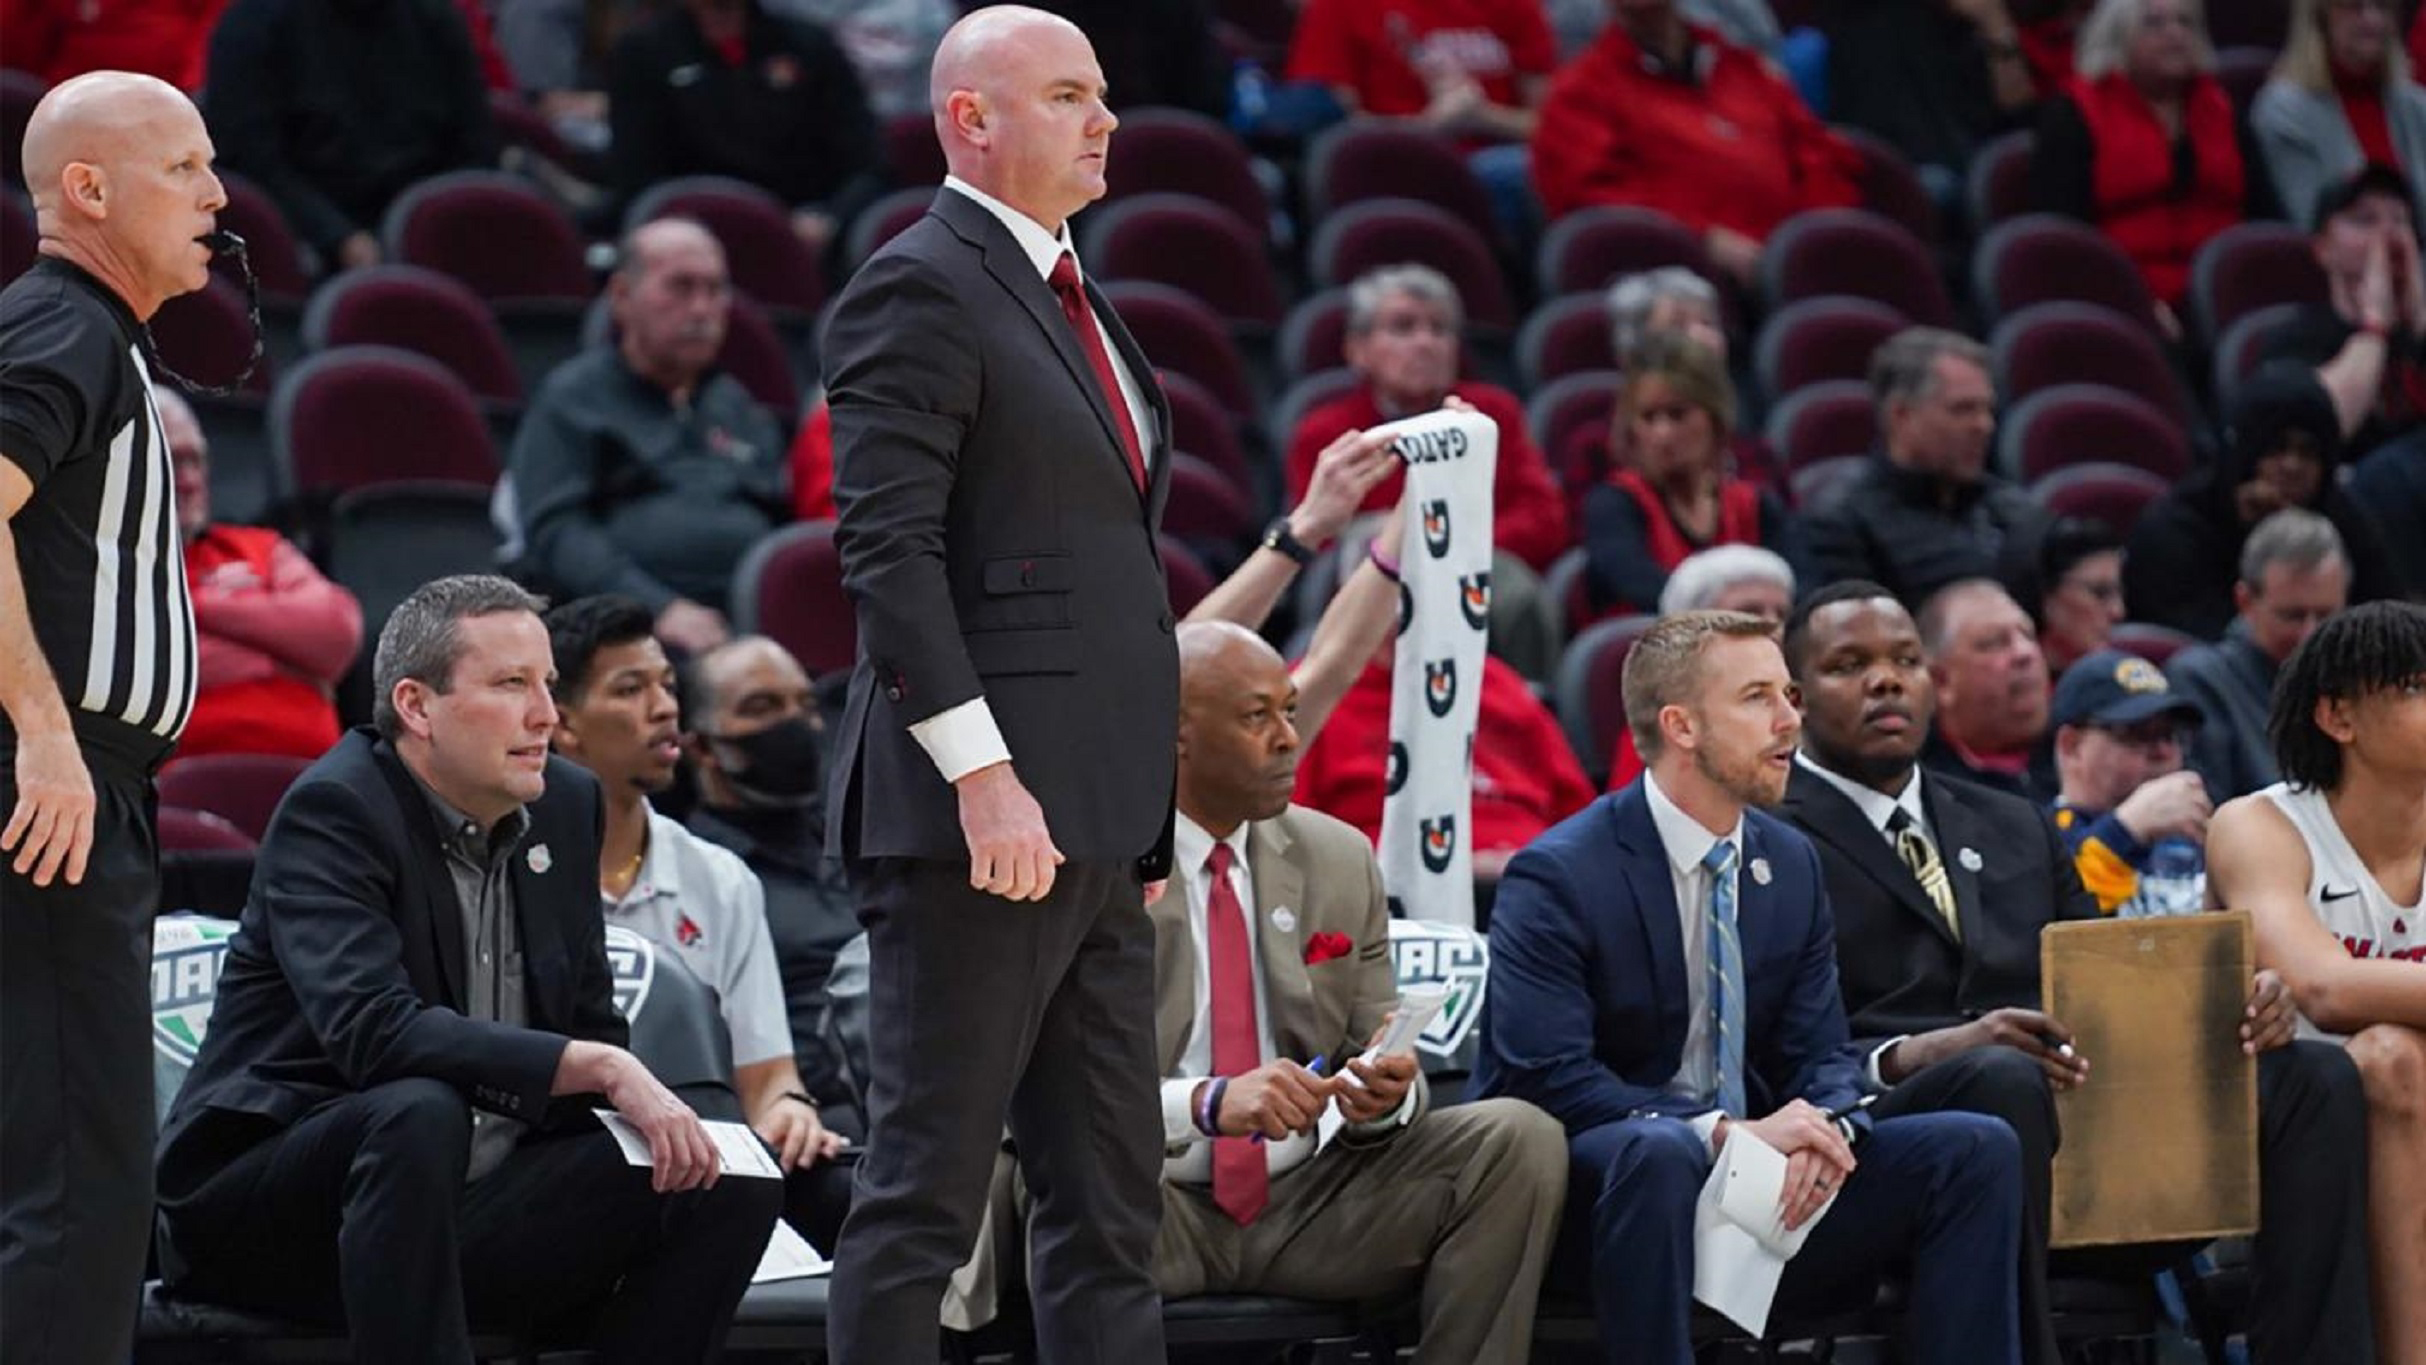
[{"xmin": 1, "ymin": 257, "xmax": 197, "ymax": 770}]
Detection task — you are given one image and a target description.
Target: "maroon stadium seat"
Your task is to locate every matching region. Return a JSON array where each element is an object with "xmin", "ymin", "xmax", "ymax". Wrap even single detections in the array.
[
  {"xmin": 1838, "ymin": 125, "xmax": 1939, "ymax": 243},
  {"xmin": 2210, "ymin": 301, "xmax": 2305, "ymax": 402},
  {"xmin": 1, "ymin": 68, "xmax": 43, "ymax": 189},
  {"xmin": 158, "ymin": 807, "xmax": 258, "ymax": 854},
  {"xmin": 1277, "ymin": 289, "xmax": 1351, "ymax": 384},
  {"xmin": 2190, "ymin": 222, "xmax": 2328, "ymax": 349},
  {"xmin": 719, "ymin": 292, "xmax": 801, "ymax": 417},
  {"xmin": 302, "ymin": 264, "xmax": 523, "ymax": 407},
  {"xmin": 1266, "ymin": 369, "xmax": 1363, "ymax": 465},
  {"xmin": 2107, "ymin": 620, "xmax": 2203, "ymax": 668},
  {"xmin": 731, "ymin": 520, "xmax": 854, "ymax": 678},
  {"xmin": 1535, "ymin": 204, "xmax": 1708, "ymax": 297},
  {"xmin": 271, "ymin": 346, "xmax": 499, "ymax": 498},
  {"xmin": 1964, "ymin": 130, "xmax": 2036, "ymax": 234},
  {"xmin": 215, "ymin": 174, "xmax": 314, "ymax": 305},
  {"xmin": 1763, "ymin": 379, "xmax": 1878, "ymax": 471},
  {"xmin": 843, "ymin": 186, "xmax": 934, "ymax": 274},
  {"xmin": 2029, "ymin": 461, "xmax": 2172, "ymax": 535},
  {"xmin": 1553, "ymin": 615, "xmax": 1658, "ymax": 787},
  {"xmin": 1990, "ymin": 301, "xmax": 2193, "ymax": 426},
  {"xmin": 1099, "ymin": 280, "xmax": 1258, "ymax": 416},
  {"xmin": 1159, "ymin": 370, "xmax": 1256, "ymax": 499},
  {"xmin": 1306, "ymin": 120, "xmax": 1500, "ymax": 245},
  {"xmin": 150, "ymin": 276, "xmax": 277, "ymax": 397},
  {"xmin": 1971, "ymin": 213, "xmax": 2159, "ymax": 330},
  {"xmin": 382, "ymin": 171, "xmax": 591, "ymax": 302},
  {"xmin": 1759, "ymin": 208, "xmax": 1954, "ymax": 326},
  {"xmin": 1161, "ymin": 453, "xmax": 1256, "ymax": 544},
  {"xmin": 0, "ymin": 190, "xmax": 30, "ymax": 288},
  {"xmin": 1160, "ymin": 535, "xmax": 1215, "ymax": 615},
  {"xmin": 1309, "ymin": 198, "xmax": 1515, "ymax": 329},
  {"xmin": 1082, "ymin": 192, "xmax": 1286, "ymax": 329},
  {"xmin": 1100, "ymin": 107, "xmax": 1268, "ymax": 232},
  {"xmin": 626, "ymin": 175, "xmax": 826, "ymax": 317},
  {"xmin": 1516, "ymin": 293, "xmax": 1620, "ymax": 393},
  {"xmin": 1753, "ymin": 296, "xmax": 1908, "ymax": 404},
  {"xmin": 884, "ymin": 112, "xmax": 946, "ymax": 188},
  {"xmin": 157, "ymin": 754, "xmax": 315, "ymax": 843},
  {"xmin": 1526, "ymin": 370, "xmax": 1620, "ymax": 462},
  {"xmin": 1996, "ymin": 383, "xmax": 2192, "ymax": 484}
]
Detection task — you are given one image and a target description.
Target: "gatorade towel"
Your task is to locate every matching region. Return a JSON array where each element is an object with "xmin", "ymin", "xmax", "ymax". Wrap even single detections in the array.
[{"xmin": 1376, "ymin": 409, "xmax": 1497, "ymax": 929}]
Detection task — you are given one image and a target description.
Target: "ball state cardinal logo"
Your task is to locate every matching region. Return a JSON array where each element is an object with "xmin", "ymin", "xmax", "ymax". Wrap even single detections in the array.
[
  {"xmin": 1420, "ymin": 500, "xmax": 1452, "ymax": 558},
  {"xmin": 1419, "ymin": 815, "xmax": 1458, "ymax": 873},
  {"xmin": 1424, "ymin": 659, "xmax": 1458, "ymax": 716},
  {"xmin": 1386, "ymin": 740, "xmax": 1409, "ymax": 795},
  {"xmin": 1457, "ymin": 572, "xmax": 1492, "ymax": 630}
]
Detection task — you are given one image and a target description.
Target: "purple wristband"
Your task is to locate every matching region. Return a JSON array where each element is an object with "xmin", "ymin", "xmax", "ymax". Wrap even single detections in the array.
[{"xmin": 1199, "ymin": 1077, "xmax": 1228, "ymax": 1137}]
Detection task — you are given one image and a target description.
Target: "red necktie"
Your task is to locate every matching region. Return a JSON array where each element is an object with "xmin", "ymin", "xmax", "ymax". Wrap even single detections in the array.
[
  {"xmin": 1203, "ymin": 842, "xmax": 1268, "ymax": 1225},
  {"xmin": 1048, "ymin": 252, "xmax": 1147, "ymax": 493}
]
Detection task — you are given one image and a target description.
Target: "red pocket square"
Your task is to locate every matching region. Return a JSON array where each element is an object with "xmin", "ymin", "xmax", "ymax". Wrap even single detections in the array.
[{"xmin": 1303, "ymin": 932, "xmax": 1354, "ymax": 965}]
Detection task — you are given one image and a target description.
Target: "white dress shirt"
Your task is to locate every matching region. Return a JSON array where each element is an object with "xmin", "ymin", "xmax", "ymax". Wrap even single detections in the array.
[
  {"xmin": 1158, "ymin": 813, "xmax": 1318, "ymax": 1182},
  {"xmin": 904, "ymin": 175, "xmax": 1158, "ymax": 784},
  {"xmin": 1642, "ymin": 773, "xmax": 1745, "ymax": 1129},
  {"xmin": 1793, "ymin": 750, "xmax": 1932, "ymax": 1088}
]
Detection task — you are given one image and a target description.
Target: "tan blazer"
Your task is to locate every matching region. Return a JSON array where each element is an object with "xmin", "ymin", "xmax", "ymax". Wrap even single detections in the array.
[{"xmin": 1152, "ymin": 804, "xmax": 1428, "ymax": 1147}]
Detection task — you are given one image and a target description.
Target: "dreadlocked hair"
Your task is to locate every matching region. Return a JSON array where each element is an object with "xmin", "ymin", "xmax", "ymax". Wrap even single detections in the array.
[{"xmin": 2269, "ymin": 600, "xmax": 2426, "ymax": 790}]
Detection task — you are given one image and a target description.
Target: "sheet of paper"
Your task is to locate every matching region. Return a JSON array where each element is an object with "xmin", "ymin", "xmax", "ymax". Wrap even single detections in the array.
[
  {"xmin": 753, "ymin": 1218, "xmax": 831, "ymax": 1283},
  {"xmin": 1691, "ymin": 1127, "xmax": 1839, "ymax": 1335},
  {"xmin": 1363, "ymin": 985, "xmax": 1449, "ymax": 1062},
  {"xmin": 593, "ymin": 1110, "xmax": 786, "ymax": 1179}
]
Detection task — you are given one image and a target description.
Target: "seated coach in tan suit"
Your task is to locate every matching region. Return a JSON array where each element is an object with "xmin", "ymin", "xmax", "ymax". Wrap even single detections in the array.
[{"xmin": 1152, "ymin": 621, "xmax": 1566, "ymax": 1363}]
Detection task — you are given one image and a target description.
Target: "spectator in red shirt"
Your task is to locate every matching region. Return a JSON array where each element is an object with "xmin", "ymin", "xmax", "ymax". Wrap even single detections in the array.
[
  {"xmin": 2254, "ymin": 0, "xmax": 2426, "ymax": 230},
  {"xmin": 2030, "ymin": 0, "xmax": 2278, "ymax": 323},
  {"xmin": 1580, "ymin": 333, "xmax": 1808, "ymax": 615},
  {"xmin": 162, "ymin": 388, "xmax": 363, "ymax": 761},
  {"xmin": 1531, "ymin": 0, "xmax": 1860, "ymax": 285},
  {"xmin": 1295, "ymin": 639, "xmax": 1595, "ymax": 878},
  {"xmin": 1287, "ymin": 0, "xmax": 1558, "ymax": 142},
  {"xmin": 1285, "ymin": 264, "xmax": 1571, "ymax": 675},
  {"xmin": 0, "ymin": 0, "xmax": 228, "ymax": 90}
]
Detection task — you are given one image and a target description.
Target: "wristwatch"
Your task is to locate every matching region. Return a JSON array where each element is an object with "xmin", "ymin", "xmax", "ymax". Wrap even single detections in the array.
[
  {"xmin": 1260, "ymin": 516, "xmax": 1315, "ymax": 566},
  {"xmin": 780, "ymin": 1090, "xmax": 820, "ymax": 1111}
]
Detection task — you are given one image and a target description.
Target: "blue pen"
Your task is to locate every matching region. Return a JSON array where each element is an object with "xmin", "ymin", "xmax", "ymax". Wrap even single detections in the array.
[{"xmin": 1250, "ymin": 1055, "xmax": 1329, "ymax": 1145}]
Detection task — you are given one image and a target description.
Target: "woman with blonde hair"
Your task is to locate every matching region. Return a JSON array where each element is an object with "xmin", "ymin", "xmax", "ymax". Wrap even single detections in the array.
[
  {"xmin": 2254, "ymin": 0, "xmax": 2426, "ymax": 227},
  {"xmin": 2032, "ymin": 0, "xmax": 2279, "ymax": 320},
  {"xmin": 1580, "ymin": 332, "xmax": 1807, "ymax": 615}
]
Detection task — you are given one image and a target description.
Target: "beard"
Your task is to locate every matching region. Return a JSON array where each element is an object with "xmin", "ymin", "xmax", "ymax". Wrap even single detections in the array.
[{"xmin": 1694, "ymin": 739, "xmax": 1789, "ymax": 810}]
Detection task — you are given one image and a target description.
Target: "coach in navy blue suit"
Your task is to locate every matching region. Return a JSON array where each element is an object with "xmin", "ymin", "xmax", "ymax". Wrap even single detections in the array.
[{"xmin": 1474, "ymin": 610, "xmax": 2023, "ymax": 1365}]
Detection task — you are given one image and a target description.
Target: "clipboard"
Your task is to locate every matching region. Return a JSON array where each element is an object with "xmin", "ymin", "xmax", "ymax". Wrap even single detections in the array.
[{"xmin": 2041, "ymin": 912, "xmax": 2259, "ymax": 1249}]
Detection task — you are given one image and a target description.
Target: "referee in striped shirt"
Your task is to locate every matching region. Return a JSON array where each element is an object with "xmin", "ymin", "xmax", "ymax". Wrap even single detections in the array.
[{"xmin": 1, "ymin": 72, "xmax": 223, "ymax": 1364}]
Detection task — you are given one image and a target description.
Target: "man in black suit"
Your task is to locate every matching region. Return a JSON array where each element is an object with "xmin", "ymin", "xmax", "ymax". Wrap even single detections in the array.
[
  {"xmin": 1775, "ymin": 580, "xmax": 2376, "ymax": 1365},
  {"xmin": 817, "ymin": 7, "xmax": 1180, "ymax": 1362},
  {"xmin": 155, "ymin": 575, "xmax": 780, "ymax": 1365}
]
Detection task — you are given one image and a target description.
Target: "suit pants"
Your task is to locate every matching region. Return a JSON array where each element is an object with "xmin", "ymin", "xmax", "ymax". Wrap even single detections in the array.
[
  {"xmin": 155, "ymin": 1078, "xmax": 781, "ymax": 1365},
  {"xmin": 1878, "ymin": 1041, "xmax": 2375, "ymax": 1365},
  {"xmin": 1559, "ymin": 1111, "xmax": 2022, "ymax": 1365},
  {"xmin": 0, "ymin": 756, "xmax": 157, "ymax": 1365},
  {"xmin": 826, "ymin": 859, "xmax": 1164, "ymax": 1365},
  {"xmin": 1154, "ymin": 1097, "xmax": 1567, "ymax": 1365}
]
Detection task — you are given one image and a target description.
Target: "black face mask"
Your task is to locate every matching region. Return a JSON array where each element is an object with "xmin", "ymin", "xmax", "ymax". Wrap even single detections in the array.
[{"xmin": 705, "ymin": 715, "xmax": 823, "ymax": 808}]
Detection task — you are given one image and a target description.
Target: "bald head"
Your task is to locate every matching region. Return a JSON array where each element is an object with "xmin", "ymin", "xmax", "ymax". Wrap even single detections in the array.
[
  {"xmin": 1175, "ymin": 622, "xmax": 1301, "ymax": 833},
  {"xmin": 929, "ymin": 6, "xmax": 1115, "ymax": 232},
  {"xmin": 613, "ymin": 217, "xmax": 729, "ymax": 393},
  {"xmin": 17, "ymin": 70, "xmax": 223, "ymax": 319}
]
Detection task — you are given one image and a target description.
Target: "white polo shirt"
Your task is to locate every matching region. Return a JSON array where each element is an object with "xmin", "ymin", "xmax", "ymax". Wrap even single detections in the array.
[{"xmin": 603, "ymin": 806, "xmax": 795, "ymax": 1068}]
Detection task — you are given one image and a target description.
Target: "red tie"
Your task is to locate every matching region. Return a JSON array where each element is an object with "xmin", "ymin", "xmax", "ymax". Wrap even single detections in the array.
[
  {"xmin": 1048, "ymin": 252, "xmax": 1147, "ymax": 493},
  {"xmin": 1203, "ymin": 842, "xmax": 1268, "ymax": 1226}
]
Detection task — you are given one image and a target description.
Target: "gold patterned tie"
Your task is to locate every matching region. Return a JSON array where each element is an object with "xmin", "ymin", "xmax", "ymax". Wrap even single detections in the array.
[{"xmin": 1889, "ymin": 809, "xmax": 1961, "ymax": 939}]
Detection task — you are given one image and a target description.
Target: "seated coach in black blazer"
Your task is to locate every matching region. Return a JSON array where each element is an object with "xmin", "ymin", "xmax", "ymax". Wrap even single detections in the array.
[
  {"xmin": 155, "ymin": 575, "xmax": 779, "ymax": 1365},
  {"xmin": 1774, "ymin": 580, "xmax": 2374, "ymax": 1365}
]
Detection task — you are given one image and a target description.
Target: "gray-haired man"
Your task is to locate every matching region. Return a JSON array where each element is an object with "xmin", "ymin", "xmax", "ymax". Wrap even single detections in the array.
[{"xmin": 2167, "ymin": 508, "xmax": 2351, "ymax": 800}]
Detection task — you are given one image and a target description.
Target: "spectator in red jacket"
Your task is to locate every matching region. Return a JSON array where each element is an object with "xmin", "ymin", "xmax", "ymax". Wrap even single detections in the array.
[
  {"xmin": 1531, "ymin": 0, "xmax": 1861, "ymax": 285},
  {"xmin": 1286, "ymin": 0, "xmax": 1558, "ymax": 144},
  {"xmin": 2030, "ymin": 0, "xmax": 2279, "ymax": 323},
  {"xmin": 164, "ymin": 388, "xmax": 363, "ymax": 761},
  {"xmin": 1295, "ymin": 640, "xmax": 1595, "ymax": 878},
  {"xmin": 0, "ymin": 0, "xmax": 228, "ymax": 90},
  {"xmin": 1581, "ymin": 333, "xmax": 1809, "ymax": 615}
]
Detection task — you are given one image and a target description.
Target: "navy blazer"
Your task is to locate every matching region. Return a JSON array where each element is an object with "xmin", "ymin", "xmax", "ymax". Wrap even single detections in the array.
[
  {"xmin": 1474, "ymin": 781, "xmax": 1867, "ymax": 1135},
  {"xmin": 158, "ymin": 729, "xmax": 625, "ymax": 1183}
]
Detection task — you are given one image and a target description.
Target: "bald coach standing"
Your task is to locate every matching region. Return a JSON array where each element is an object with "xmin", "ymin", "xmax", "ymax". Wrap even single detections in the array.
[
  {"xmin": 819, "ymin": 7, "xmax": 1179, "ymax": 1362},
  {"xmin": 1, "ymin": 72, "xmax": 220, "ymax": 1362}
]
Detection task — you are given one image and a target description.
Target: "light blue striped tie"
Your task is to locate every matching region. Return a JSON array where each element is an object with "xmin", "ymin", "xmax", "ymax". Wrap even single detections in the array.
[{"xmin": 1704, "ymin": 841, "xmax": 1747, "ymax": 1119}]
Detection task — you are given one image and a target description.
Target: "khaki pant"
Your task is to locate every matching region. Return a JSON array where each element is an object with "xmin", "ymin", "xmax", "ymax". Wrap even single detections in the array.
[{"xmin": 1154, "ymin": 1098, "xmax": 1566, "ymax": 1365}]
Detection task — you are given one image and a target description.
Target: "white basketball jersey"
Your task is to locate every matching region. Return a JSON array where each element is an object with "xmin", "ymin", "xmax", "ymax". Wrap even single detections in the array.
[{"xmin": 2261, "ymin": 783, "xmax": 2426, "ymax": 1039}]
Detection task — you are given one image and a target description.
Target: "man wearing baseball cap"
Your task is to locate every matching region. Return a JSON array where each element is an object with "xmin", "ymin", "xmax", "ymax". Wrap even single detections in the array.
[
  {"xmin": 2046, "ymin": 649, "xmax": 2209, "ymax": 919},
  {"xmin": 2256, "ymin": 160, "xmax": 2426, "ymax": 455}
]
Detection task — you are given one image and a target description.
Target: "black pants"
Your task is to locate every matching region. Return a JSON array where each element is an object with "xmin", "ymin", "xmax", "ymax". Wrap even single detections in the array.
[
  {"xmin": 1878, "ymin": 1041, "xmax": 2374, "ymax": 1365},
  {"xmin": 826, "ymin": 859, "xmax": 1164, "ymax": 1365},
  {"xmin": 157, "ymin": 1078, "xmax": 781, "ymax": 1365},
  {"xmin": 0, "ymin": 757, "xmax": 157, "ymax": 1365}
]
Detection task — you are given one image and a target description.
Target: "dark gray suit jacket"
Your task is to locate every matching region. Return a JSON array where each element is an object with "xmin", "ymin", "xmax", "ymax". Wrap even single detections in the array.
[{"xmin": 820, "ymin": 187, "xmax": 1179, "ymax": 878}]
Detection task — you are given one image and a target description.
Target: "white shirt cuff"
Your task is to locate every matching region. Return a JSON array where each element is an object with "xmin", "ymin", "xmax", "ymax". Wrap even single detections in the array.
[
  {"xmin": 1865, "ymin": 1036, "xmax": 1908, "ymax": 1093},
  {"xmin": 1161, "ymin": 1077, "xmax": 1206, "ymax": 1146},
  {"xmin": 1688, "ymin": 1109, "xmax": 1726, "ymax": 1159},
  {"xmin": 909, "ymin": 698, "xmax": 1012, "ymax": 783}
]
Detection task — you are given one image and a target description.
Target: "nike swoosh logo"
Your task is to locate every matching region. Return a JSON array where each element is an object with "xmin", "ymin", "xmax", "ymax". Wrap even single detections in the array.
[{"xmin": 2322, "ymin": 885, "xmax": 2361, "ymax": 902}]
